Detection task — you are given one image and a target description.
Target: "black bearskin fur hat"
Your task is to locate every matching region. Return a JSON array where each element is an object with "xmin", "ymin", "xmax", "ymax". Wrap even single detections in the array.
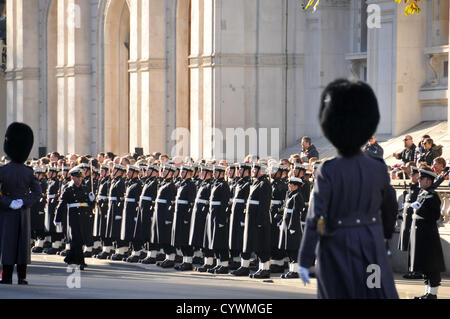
[
  {"xmin": 4, "ymin": 122, "xmax": 34, "ymax": 163},
  {"xmin": 319, "ymin": 79, "xmax": 379, "ymax": 157}
]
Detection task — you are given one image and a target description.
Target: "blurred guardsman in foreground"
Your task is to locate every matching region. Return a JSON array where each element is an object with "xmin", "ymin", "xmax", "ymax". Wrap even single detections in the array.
[
  {"xmin": 0, "ymin": 123, "xmax": 41, "ymax": 284},
  {"xmin": 298, "ymin": 79, "xmax": 399, "ymax": 298}
]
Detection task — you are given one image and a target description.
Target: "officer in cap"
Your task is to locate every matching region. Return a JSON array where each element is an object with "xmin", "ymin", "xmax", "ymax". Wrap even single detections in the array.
[
  {"xmin": 43, "ymin": 165, "xmax": 62, "ymax": 254},
  {"xmin": 278, "ymin": 177, "xmax": 305, "ymax": 279},
  {"xmin": 54, "ymin": 166, "xmax": 96, "ymax": 270},
  {"xmin": 410, "ymin": 167, "xmax": 446, "ymax": 299},
  {"xmin": 229, "ymin": 162, "xmax": 252, "ymax": 276},
  {"xmin": 268, "ymin": 162, "xmax": 288, "ymax": 274},
  {"xmin": 298, "ymin": 79, "xmax": 398, "ymax": 298},
  {"xmin": 57, "ymin": 165, "xmax": 74, "ymax": 257},
  {"xmin": 30, "ymin": 166, "xmax": 48, "ymax": 253},
  {"xmin": 138, "ymin": 164, "xmax": 161, "ymax": 264},
  {"xmin": 398, "ymin": 165, "xmax": 422, "ymax": 280},
  {"xmin": 0, "ymin": 123, "xmax": 41, "ymax": 285},
  {"xmin": 153, "ymin": 163, "xmax": 177, "ymax": 268},
  {"xmin": 104, "ymin": 163, "xmax": 127, "ymax": 260},
  {"xmin": 122, "ymin": 165, "xmax": 144, "ymax": 262},
  {"xmin": 172, "ymin": 165, "xmax": 197, "ymax": 271},
  {"xmin": 242, "ymin": 162, "xmax": 272, "ymax": 279},
  {"xmin": 190, "ymin": 164, "xmax": 215, "ymax": 272},
  {"xmin": 206, "ymin": 165, "xmax": 231, "ymax": 274}
]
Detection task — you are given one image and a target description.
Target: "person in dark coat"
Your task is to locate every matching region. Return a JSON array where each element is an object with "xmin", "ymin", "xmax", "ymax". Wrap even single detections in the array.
[
  {"xmin": 267, "ymin": 163, "xmax": 288, "ymax": 274},
  {"xmin": 172, "ymin": 165, "xmax": 197, "ymax": 271},
  {"xmin": 397, "ymin": 165, "xmax": 422, "ymax": 279},
  {"xmin": 153, "ymin": 164, "xmax": 177, "ymax": 268},
  {"xmin": 363, "ymin": 135, "xmax": 384, "ymax": 160},
  {"xmin": 30, "ymin": 166, "xmax": 48, "ymax": 253},
  {"xmin": 122, "ymin": 165, "xmax": 144, "ymax": 262},
  {"xmin": 93, "ymin": 164, "xmax": 111, "ymax": 258},
  {"xmin": 206, "ymin": 165, "xmax": 231, "ymax": 274},
  {"xmin": 43, "ymin": 166, "xmax": 62, "ymax": 254},
  {"xmin": 0, "ymin": 122, "xmax": 41, "ymax": 285},
  {"xmin": 54, "ymin": 166, "xmax": 96, "ymax": 270},
  {"xmin": 243, "ymin": 162, "xmax": 273, "ymax": 279},
  {"xmin": 298, "ymin": 79, "xmax": 399, "ymax": 299},
  {"xmin": 104, "ymin": 163, "xmax": 127, "ymax": 260},
  {"xmin": 393, "ymin": 135, "xmax": 416, "ymax": 164},
  {"xmin": 300, "ymin": 137, "xmax": 319, "ymax": 162},
  {"xmin": 190, "ymin": 165, "xmax": 215, "ymax": 272},
  {"xmin": 279, "ymin": 177, "xmax": 305, "ymax": 279},
  {"xmin": 137, "ymin": 164, "xmax": 160, "ymax": 264},
  {"xmin": 409, "ymin": 168, "xmax": 446, "ymax": 299},
  {"xmin": 416, "ymin": 138, "xmax": 442, "ymax": 166},
  {"xmin": 229, "ymin": 162, "xmax": 252, "ymax": 276},
  {"xmin": 57, "ymin": 165, "xmax": 72, "ymax": 257}
]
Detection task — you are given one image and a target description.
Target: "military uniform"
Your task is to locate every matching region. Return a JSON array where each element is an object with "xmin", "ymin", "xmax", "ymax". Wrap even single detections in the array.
[
  {"xmin": 43, "ymin": 168, "xmax": 62, "ymax": 254},
  {"xmin": 54, "ymin": 167, "xmax": 95, "ymax": 269},
  {"xmin": 30, "ymin": 167, "xmax": 48, "ymax": 252},
  {"xmin": 93, "ymin": 165, "xmax": 111, "ymax": 252}
]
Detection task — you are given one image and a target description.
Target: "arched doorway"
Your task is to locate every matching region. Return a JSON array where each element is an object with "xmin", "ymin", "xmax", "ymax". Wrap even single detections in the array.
[{"xmin": 104, "ymin": 0, "xmax": 130, "ymax": 155}]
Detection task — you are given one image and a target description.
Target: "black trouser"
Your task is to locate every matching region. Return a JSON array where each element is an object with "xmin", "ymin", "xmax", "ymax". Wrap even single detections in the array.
[
  {"xmin": 103, "ymin": 238, "xmax": 113, "ymax": 246},
  {"xmin": 240, "ymin": 252, "xmax": 251, "ymax": 260},
  {"xmin": 203, "ymin": 248, "xmax": 214, "ymax": 258},
  {"xmin": 271, "ymin": 248, "xmax": 286, "ymax": 260},
  {"xmin": 255, "ymin": 251, "xmax": 271, "ymax": 263},
  {"xmin": 51, "ymin": 232, "xmax": 64, "ymax": 243},
  {"xmin": 114, "ymin": 240, "xmax": 129, "ymax": 249},
  {"xmin": 147, "ymin": 242, "xmax": 159, "ymax": 251},
  {"xmin": 424, "ymin": 272, "xmax": 441, "ymax": 287},
  {"xmin": 214, "ymin": 249, "xmax": 229, "ymax": 262},
  {"xmin": 181, "ymin": 246, "xmax": 193, "ymax": 257},
  {"xmin": 286, "ymin": 250, "xmax": 298, "ymax": 263},
  {"xmin": 160, "ymin": 243, "xmax": 175, "ymax": 255},
  {"xmin": 65, "ymin": 239, "xmax": 85, "ymax": 266},
  {"xmin": 131, "ymin": 240, "xmax": 143, "ymax": 251},
  {"xmin": 230, "ymin": 249, "xmax": 240, "ymax": 259},
  {"xmin": 1, "ymin": 264, "xmax": 27, "ymax": 281}
]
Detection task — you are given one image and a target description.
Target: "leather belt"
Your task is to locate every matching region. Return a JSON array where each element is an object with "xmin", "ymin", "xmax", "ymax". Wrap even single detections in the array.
[
  {"xmin": 141, "ymin": 196, "xmax": 153, "ymax": 201},
  {"xmin": 176, "ymin": 199, "xmax": 189, "ymax": 205},
  {"xmin": 210, "ymin": 201, "xmax": 221, "ymax": 206},
  {"xmin": 125, "ymin": 198, "xmax": 136, "ymax": 203},
  {"xmin": 234, "ymin": 198, "xmax": 246, "ymax": 204},
  {"xmin": 248, "ymin": 200, "xmax": 259, "ymax": 205},
  {"xmin": 157, "ymin": 199, "xmax": 168, "ymax": 204},
  {"xmin": 197, "ymin": 199, "xmax": 209, "ymax": 205}
]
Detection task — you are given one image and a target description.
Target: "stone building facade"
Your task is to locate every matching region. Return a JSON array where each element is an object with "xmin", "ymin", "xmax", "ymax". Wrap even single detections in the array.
[{"xmin": 0, "ymin": 0, "xmax": 448, "ymax": 160}]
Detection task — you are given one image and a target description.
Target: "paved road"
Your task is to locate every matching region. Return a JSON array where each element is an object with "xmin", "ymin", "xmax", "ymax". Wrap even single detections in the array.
[{"xmin": 1, "ymin": 254, "xmax": 450, "ymax": 299}]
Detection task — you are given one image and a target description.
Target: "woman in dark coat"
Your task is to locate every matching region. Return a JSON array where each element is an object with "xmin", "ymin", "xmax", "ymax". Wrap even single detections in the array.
[
  {"xmin": 298, "ymin": 79, "xmax": 399, "ymax": 299},
  {"xmin": 0, "ymin": 123, "xmax": 41, "ymax": 285},
  {"xmin": 409, "ymin": 168, "xmax": 446, "ymax": 299}
]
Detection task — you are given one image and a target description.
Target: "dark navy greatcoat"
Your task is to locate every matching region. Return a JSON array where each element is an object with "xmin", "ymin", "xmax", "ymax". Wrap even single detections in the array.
[
  {"xmin": 207, "ymin": 178, "xmax": 231, "ymax": 250},
  {"xmin": 242, "ymin": 176, "xmax": 272, "ymax": 255},
  {"xmin": 44, "ymin": 178, "xmax": 60, "ymax": 234},
  {"xmin": 94, "ymin": 176, "xmax": 110, "ymax": 239},
  {"xmin": 278, "ymin": 188, "xmax": 304, "ymax": 252},
  {"xmin": 188, "ymin": 179, "xmax": 212, "ymax": 248},
  {"xmin": 105, "ymin": 176, "xmax": 126, "ymax": 240},
  {"xmin": 151, "ymin": 179, "xmax": 176, "ymax": 245},
  {"xmin": 134, "ymin": 177, "xmax": 159, "ymax": 243},
  {"xmin": 30, "ymin": 177, "xmax": 48, "ymax": 239},
  {"xmin": 270, "ymin": 178, "xmax": 288, "ymax": 250},
  {"xmin": 397, "ymin": 183, "xmax": 420, "ymax": 252},
  {"xmin": 409, "ymin": 189, "xmax": 446, "ymax": 274},
  {"xmin": 0, "ymin": 162, "xmax": 41, "ymax": 265},
  {"xmin": 228, "ymin": 177, "xmax": 251, "ymax": 251},
  {"xmin": 299, "ymin": 153, "xmax": 399, "ymax": 299},
  {"xmin": 171, "ymin": 178, "xmax": 196, "ymax": 247},
  {"xmin": 120, "ymin": 178, "xmax": 142, "ymax": 242}
]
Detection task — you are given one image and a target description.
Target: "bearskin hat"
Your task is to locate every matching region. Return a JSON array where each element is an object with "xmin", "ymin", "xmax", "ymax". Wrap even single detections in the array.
[
  {"xmin": 319, "ymin": 79, "xmax": 379, "ymax": 157},
  {"xmin": 4, "ymin": 122, "xmax": 34, "ymax": 164}
]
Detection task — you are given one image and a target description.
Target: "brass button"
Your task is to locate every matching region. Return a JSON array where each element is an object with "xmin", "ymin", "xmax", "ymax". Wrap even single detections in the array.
[{"xmin": 356, "ymin": 219, "xmax": 360, "ymax": 224}]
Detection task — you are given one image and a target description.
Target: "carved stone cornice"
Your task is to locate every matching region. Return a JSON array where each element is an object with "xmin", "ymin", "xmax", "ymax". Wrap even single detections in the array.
[
  {"xmin": 128, "ymin": 59, "xmax": 167, "ymax": 72},
  {"xmin": 4, "ymin": 67, "xmax": 40, "ymax": 81},
  {"xmin": 55, "ymin": 64, "xmax": 92, "ymax": 77},
  {"xmin": 188, "ymin": 54, "xmax": 304, "ymax": 68}
]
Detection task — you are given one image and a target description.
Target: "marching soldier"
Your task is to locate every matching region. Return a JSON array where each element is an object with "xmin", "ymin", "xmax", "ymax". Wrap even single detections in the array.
[
  {"xmin": 278, "ymin": 177, "xmax": 305, "ymax": 279},
  {"xmin": 54, "ymin": 166, "xmax": 96, "ymax": 270},
  {"xmin": 190, "ymin": 165, "xmax": 216, "ymax": 272},
  {"xmin": 43, "ymin": 166, "xmax": 62, "ymax": 254},
  {"xmin": 398, "ymin": 165, "xmax": 422, "ymax": 279},
  {"xmin": 104, "ymin": 163, "xmax": 127, "ymax": 260},
  {"xmin": 268, "ymin": 163, "xmax": 288, "ymax": 274},
  {"xmin": 226, "ymin": 163, "xmax": 240, "ymax": 269},
  {"xmin": 172, "ymin": 165, "xmax": 197, "ymax": 271},
  {"xmin": 122, "ymin": 165, "xmax": 144, "ymax": 262},
  {"xmin": 94, "ymin": 164, "xmax": 111, "ymax": 258},
  {"xmin": 206, "ymin": 165, "xmax": 231, "ymax": 274},
  {"xmin": 242, "ymin": 162, "xmax": 272, "ymax": 279},
  {"xmin": 229, "ymin": 162, "xmax": 252, "ymax": 276},
  {"xmin": 58, "ymin": 165, "xmax": 73, "ymax": 257},
  {"xmin": 410, "ymin": 168, "xmax": 446, "ymax": 299},
  {"xmin": 153, "ymin": 164, "xmax": 177, "ymax": 268},
  {"xmin": 30, "ymin": 166, "xmax": 48, "ymax": 253},
  {"xmin": 138, "ymin": 164, "xmax": 160, "ymax": 264}
]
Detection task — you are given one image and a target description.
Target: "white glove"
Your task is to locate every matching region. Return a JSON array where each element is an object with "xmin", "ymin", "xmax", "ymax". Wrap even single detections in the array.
[
  {"xmin": 9, "ymin": 199, "xmax": 23, "ymax": 210},
  {"xmin": 289, "ymin": 229, "xmax": 296, "ymax": 234},
  {"xmin": 299, "ymin": 266, "xmax": 310, "ymax": 286},
  {"xmin": 89, "ymin": 192, "xmax": 95, "ymax": 202},
  {"xmin": 411, "ymin": 201, "xmax": 421, "ymax": 210}
]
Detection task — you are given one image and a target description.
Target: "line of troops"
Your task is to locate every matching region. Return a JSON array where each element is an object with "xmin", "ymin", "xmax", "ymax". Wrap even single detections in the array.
[{"xmin": 29, "ymin": 157, "xmax": 319, "ymax": 279}]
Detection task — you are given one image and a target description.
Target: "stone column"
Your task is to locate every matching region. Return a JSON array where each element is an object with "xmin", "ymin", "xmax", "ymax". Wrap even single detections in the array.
[{"xmin": 5, "ymin": 0, "xmax": 41, "ymax": 157}]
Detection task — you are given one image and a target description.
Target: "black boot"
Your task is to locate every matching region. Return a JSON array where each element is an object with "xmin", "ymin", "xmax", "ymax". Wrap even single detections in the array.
[
  {"xmin": 160, "ymin": 259, "xmax": 175, "ymax": 269},
  {"xmin": 192, "ymin": 256, "xmax": 203, "ymax": 265},
  {"xmin": 195, "ymin": 264, "xmax": 215, "ymax": 272},
  {"xmin": 1, "ymin": 265, "xmax": 13, "ymax": 284},
  {"xmin": 126, "ymin": 255, "xmax": 140, "ymax": 263},
  {"xmin": 228, "ymin": 261, "xmax": 241, "ymax": 271},
  {"xmin": 176, "ymin": 263, "xmax": 193, "ymax": 271},
  {"xmin": 281, "ymin": 271, "xmax": 299, "ymax": 279},
  {"xmin": 250, "ymin": 269, "xmax": 271, "ymax": 279},
  {"xmin": 214, "ymin": 266, "xmax": 229, "ymax": 274},
  {"xmin": 231, "ymin": 266, "xmax": 250, "ymax": 277},
  {"xmin": 110, "ymin": 253, "xmax": 125, "ymax": 261},
  {"xmin": 83, "ymin": 251, "xmax": 93, "ymax": 258},
  {"xmin": 155, "ymin": 253, "xmax": 166, "ymax": 262},
  {"xmin": 141, "ymin": 257, "xmax": 156, "ymax": 264},
  {"xmin": 96, "ymin": 251, "xmax": 112, "ymax": 260},
  {"xmin": 44, "ymin": 247, "xmax": 60, "ymax": 255},
  {"xmin": 270, "ymin": 264, "xmax": 285, "ymax": 274},
  {"xmin": 207, "ymin": 264, "xmax": 221, "ymax": 274},
  {"xmin": 31, "ymin": 246, "xmax": 44, "ymax": 253},
  {"xmin": 249, "ymin": 259, "xmax": 258, "ymax": 271}
]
